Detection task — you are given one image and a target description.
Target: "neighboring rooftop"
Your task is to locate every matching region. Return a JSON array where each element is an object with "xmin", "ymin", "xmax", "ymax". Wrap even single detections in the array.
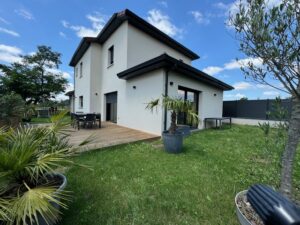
[
  {"xmin": 69, "ymin": 9, "xmax": 199, "ymax": 66},
  {"xmin": 117, "ymin": 54, "xmax": 234, "ymax": 91}
]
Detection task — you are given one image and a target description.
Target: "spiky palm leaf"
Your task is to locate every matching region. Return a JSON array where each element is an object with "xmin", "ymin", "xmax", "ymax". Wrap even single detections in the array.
[
  {"xmin": 0, "ymin": 111, "xmax": 91, "ymax": 224},
  {"xmin": 0, "ymin": 198, "xmax": 11, "ymax": 222},
  {"xmin": 146, "ymin": 95, "xmax": 199, "ymax": 133},
  {"xmin": 10, "ymin": 184, "xmax": 69, "ymax": 225}
]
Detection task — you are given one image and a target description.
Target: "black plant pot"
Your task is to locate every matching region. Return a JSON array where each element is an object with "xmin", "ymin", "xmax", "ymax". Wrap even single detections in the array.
[
  {"xmin": 176, "ymin": 125, "xmax": 191, "ymax": 137},
  {"xmin": 38, "ymin": 173, "xmax": 67, "ymax": 225},
  {"xmin": 162, "ymin": 131, "xmax": 184, "ymax": 153}
]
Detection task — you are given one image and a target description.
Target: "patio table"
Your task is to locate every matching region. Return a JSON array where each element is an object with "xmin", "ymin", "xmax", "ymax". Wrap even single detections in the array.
[
  {"xmin": 204, "ymin": 117, "xmax": 231, "ymax": 129},
  {"xmin": 74, "ymin": 113, "xmax": 101, "ymax": 129}
]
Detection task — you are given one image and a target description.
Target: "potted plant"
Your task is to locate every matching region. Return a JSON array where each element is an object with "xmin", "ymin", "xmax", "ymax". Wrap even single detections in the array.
[
  {"xmin": 0, "ymin": 111, "xmax": 89, "ymax": 225},
  {"xmin": 235, "ymin": 190, "xmax": 265, "ymax": 225},
  {"xmin": 146, "ymin": 96, "xmax": 198, "ymax": 153}
]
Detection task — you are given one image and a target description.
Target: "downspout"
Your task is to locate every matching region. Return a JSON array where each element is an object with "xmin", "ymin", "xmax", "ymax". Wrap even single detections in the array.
[
  {"xmin": 164, "ymin": 68, "xmax": 169, "ymax": 131},
  {"xmin": 73, "ymin": 67, "xmax": 75, "ymax": 113}
]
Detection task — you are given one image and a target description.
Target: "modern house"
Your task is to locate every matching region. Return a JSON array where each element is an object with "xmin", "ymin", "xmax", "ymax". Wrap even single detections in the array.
[{"xmin": 69, "ymin": 9, "xmax": 233, "ymax": 135}]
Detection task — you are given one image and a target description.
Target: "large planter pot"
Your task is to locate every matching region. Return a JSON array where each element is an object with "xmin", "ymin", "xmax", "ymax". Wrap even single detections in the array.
[
  {"xmin": 38, "ymin": 173, "xmax": 67, "ymax": 225},
  {"xmin": 235, "ymin": 190, "xmax": 253, "ymax": 225},
  {"xmin": 176, "ymin": 125, "xmax": 191, "ymax": 137},
  {"xmin": 162, "ymin": 131, "xmax": 184, "ymax": 154}
]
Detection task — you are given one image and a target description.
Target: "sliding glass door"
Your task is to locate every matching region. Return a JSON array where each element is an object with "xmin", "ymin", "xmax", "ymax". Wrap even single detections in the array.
[{"xmin": 177, "ymin": 86, "xmax": 199, "ymax": 127}]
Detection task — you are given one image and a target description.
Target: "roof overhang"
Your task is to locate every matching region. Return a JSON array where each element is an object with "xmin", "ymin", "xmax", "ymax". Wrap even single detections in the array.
[
  {"xmin": 65, "ymin": 90, "xmax": 74, "ymax": 96},
  {"xmin": 117, "ymin": 54, "xmax": 234, "ymax": 91},
  {"xmin": 69, "ymin": 9, "xmax": 199, "ymax": 67}
]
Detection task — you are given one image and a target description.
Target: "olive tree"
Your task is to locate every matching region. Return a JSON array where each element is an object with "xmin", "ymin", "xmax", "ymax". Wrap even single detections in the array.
[{"xmin": 231, "ymin": 0, "xmax": 300, "ymax": 197}]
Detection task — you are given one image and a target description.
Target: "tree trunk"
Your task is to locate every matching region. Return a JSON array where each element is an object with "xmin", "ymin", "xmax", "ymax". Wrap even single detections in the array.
[
  {"xmin": 169, "ymin": 111, "xmax": 177, "ymax": 134},
  {"xmin": 280, "ymin": 96, "xmax": 300, "ymax": 197}
]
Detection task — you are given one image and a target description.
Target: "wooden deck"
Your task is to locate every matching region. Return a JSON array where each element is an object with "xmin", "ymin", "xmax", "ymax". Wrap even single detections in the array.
[{"xmin": 68, "ymin": 122, "xmax": 159, "ymax": 151}]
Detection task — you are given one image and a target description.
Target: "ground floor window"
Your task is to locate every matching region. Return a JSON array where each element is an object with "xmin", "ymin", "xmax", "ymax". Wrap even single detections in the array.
[
  {"xmin": 177, "ymin": 86, "xmax": 199, "ymax": 127},
  {"xmin": 79, "ymin": 96, "xmax": 83, "ymax": 108}
]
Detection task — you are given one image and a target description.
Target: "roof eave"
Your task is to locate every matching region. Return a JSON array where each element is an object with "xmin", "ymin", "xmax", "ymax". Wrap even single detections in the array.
[{"xmin": 117, "ymin": 54, "xmax": 234, "ymax": 91}]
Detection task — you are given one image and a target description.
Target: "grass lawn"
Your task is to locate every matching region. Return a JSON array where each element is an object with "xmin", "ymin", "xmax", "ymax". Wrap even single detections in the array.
[
  {"xmin": 30, "ymin": 116, "xmax": 71, "ymax": 124},
  {"xmin": 60, "ymin": 125, "xmax": 300, "ymax": 225}
]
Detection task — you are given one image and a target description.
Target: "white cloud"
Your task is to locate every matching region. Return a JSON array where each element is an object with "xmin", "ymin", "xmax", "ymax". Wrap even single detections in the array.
[
  {"xmin": 14, "ymin": 9, "xmax": 34, "ymax": 20},
  {"xmin": 0, "ymin": 44, "xmax": 22, "ymax": 63},
  {"xmin": 62, "ymin": 12, "xmax": 107, "ymax": 38},
  {"xmin": 158, "ymin": 1, "xmax": 168, "ymax": 7},
  {"xmin": 263, "ymin": 91, "xmax": 280, "ymax": 97},
  {"xmin": 233, "ymin": 81, "xmax": 253, "ymax": 90},
  {"xmin": 215, "ymin": 0, "xmax": 283, "ymax": 28},
  {"xmin": 202, "ymin": 57, "xmax": 263, "ymax": 75},
  {"xmin": 213, "ymin": 2, "xmax": 230, "ymax": 10},
  {"xmin": 59, "ymin": 31, "xmax": 66, "ymax": 38},
  {"xmin": 224, "ymin": 93, "xmax": 246, "ymax": 100},
  {"xmin": 55, "ymin": 83, "xmax": 74, "ymax": 101},
  {"xmin": 0, "ymin": 27, "xmax": 20, "ymax": 37},
  {"xmin": 190, "ymin": 11, "xmax": 210, "ymax": 25},
  {"xmin": 147, "ymin": 9, "xmax": 182, "ymax": 37},
  {"xmin": 0, "ymin": 17, "xmax": 9, "ymax": 25},
  {"xmin": 46, "ymin": 68, "xmax": 72, "ymax": 80},
  {"xmin": 224, "ymin": 57, "xmax": 263, "ymax": 70},
  {"xmin": 203, "ymin": 66, "xmax": 223, "ymax": 75}
]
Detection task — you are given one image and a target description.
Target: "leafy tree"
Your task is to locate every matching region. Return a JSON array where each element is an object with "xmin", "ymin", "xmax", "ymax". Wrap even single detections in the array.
[
  {"xmin": 231, "ymin": 0, "xmax": 300, "ymax": 197},
  {"xmin": 0, "ymin": 93, "xmax": 25, "ymax": 126},
  {"xmin": 0, "ymin": 46, "xmax": 68, "ymax": 104}
]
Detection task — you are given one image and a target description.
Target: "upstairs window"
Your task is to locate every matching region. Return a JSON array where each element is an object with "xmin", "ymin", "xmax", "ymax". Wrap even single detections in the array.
[
  {"xmin": 79, "ymin": 96, "xmax": 83, "ymax": 108},
  {"xmin": 108, "ymin": 45, "xmax": 114, "ymax": 66},
  {"xmin": 80, "ymin": 62, "xmax": 83, "ymax": 78},
  {"xmin": 75, "ymin": 67, "xmax": 78, "ymax": 78}
]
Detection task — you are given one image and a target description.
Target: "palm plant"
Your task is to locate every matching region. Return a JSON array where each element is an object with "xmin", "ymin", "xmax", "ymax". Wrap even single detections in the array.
[
  {"xmin": 146, "ymin": 96, "xmax": 199, "ymax": 134},
  {"xmin": 0, "ymin": 111, "xmax": 89, "ymax": 225}
]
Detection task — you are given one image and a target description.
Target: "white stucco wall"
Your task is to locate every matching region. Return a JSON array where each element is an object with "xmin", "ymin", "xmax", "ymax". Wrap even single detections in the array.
[
  {"xmin": 74, "ymin": 47, "xmax": 92, "ymax": 113},
  {"xmin": 127, "ymin": 24, "xmax": 192, "ymax": 67},
  {"xmin": 121, "ymin": 69, "xmax": 165, "ymax": 135},
  {"xmin": 167, "ymin": 71, "xmax": 223, "ymax": 129},
  {"xmin": 89, "ymin": 43, "xmax": 102, "ymax": 113}
]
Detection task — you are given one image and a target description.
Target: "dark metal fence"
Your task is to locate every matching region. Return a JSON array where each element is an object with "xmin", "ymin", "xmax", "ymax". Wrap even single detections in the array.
[{"xmin": 223, "ymin": 99, "xmax": 292, "ymax": 120}]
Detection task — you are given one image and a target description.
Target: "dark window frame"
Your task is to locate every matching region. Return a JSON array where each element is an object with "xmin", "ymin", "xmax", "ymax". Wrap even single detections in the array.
[
  {"xmin": 108, "ymin": 45, "xmax": 114, "ymax": 66},
  {"xmin": 79, "ymin": 62, "xmax": 83, "ymax": 78},
  {"xmin": 177, "ymin": 85, "xmax": 200, "ymax": 127},
  {"xmin": 79, "ymin": 96, "xmax": 83, "ymax": 108}
]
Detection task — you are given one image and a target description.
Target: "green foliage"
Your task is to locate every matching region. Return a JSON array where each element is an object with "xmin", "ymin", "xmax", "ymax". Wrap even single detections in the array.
[
  {"xmin": 231, "ymin": 0, "xmax": 299, "ymax": 96},
  {"xmin": 0, "ymin": 111, "xmax": 89, "ymax": 225},
  {"xmin": 258, "ymin": 97, "xmax": 288, "ymax": 158},
  {"xmin": 146, "ymin": 96, "xmax": 199, "ymax": 133},
  {"xmin": 0, "ymin": 93, "xmax": 25, "ymax": 125},
  {"xmin": 0, "ymin": 45, "xmax": 68, "ymax": 104}
]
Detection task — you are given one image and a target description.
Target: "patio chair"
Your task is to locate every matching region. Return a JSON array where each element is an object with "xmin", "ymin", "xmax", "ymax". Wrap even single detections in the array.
[
  {"xmin": 74, "ymin": 114, "xmax": 85, "ymax": 130},
  {"xmin": 84, "ymin": 114, "xmax": 96, "ymax": 128},
  {"xmin": 96, "ymin": 113, "xmax": 101, "ymax": 128}
]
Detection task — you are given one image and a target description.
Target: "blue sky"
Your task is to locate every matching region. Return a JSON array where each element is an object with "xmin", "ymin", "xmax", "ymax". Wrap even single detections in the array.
[{"xmin": 0, "ymin": 0, "xmax": 288, "ymax": 100}]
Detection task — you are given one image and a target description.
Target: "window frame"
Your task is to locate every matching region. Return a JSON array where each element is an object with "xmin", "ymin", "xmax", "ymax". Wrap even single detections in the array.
[
  {"xmin": 79, "ymin": 62, "xmax": 83, "ymax": 78},
  {"xmin": 108, "ymin": 45, "xmax": 114, "ymax": 66},
  {"xmin": 79, "ymin": 96, "xmax": 83, "ymax": 108},
  {"xmin": 75, "ymin": 67, "xmax": 78, "ymax": 78}
]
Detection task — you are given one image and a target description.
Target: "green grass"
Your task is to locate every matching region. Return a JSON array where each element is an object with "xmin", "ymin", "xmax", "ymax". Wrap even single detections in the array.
[
  {"xmin": 60, "ymin": 125, "xmax": 300, "ymax": 225},
  {"xmin": 30, "ymin": 116, "xmax": 70, "ymax": 124}
]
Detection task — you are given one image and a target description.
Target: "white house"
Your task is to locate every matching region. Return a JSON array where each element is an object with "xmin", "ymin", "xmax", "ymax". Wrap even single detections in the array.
[{"xmin": 69, "ymin": 9, "xmax": 233, "ymax": 135}]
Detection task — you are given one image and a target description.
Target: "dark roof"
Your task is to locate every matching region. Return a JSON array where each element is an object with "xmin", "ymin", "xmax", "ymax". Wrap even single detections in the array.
[
  {"xmin": 69, "ymin": 9, "xmax": 199, "ymax": 66},
  {"xmin": 117, "ymin": 54, "xmax": 234, "ymax": 91},
  {"xmin": 65, "ymin": 90, "xmax": 74, "ymax": 96}
]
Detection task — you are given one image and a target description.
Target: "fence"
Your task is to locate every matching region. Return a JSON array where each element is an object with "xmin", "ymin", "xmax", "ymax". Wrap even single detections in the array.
[{"xmin": 223, "ymin": 99, "xmax": 292, "ymax": 120}]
